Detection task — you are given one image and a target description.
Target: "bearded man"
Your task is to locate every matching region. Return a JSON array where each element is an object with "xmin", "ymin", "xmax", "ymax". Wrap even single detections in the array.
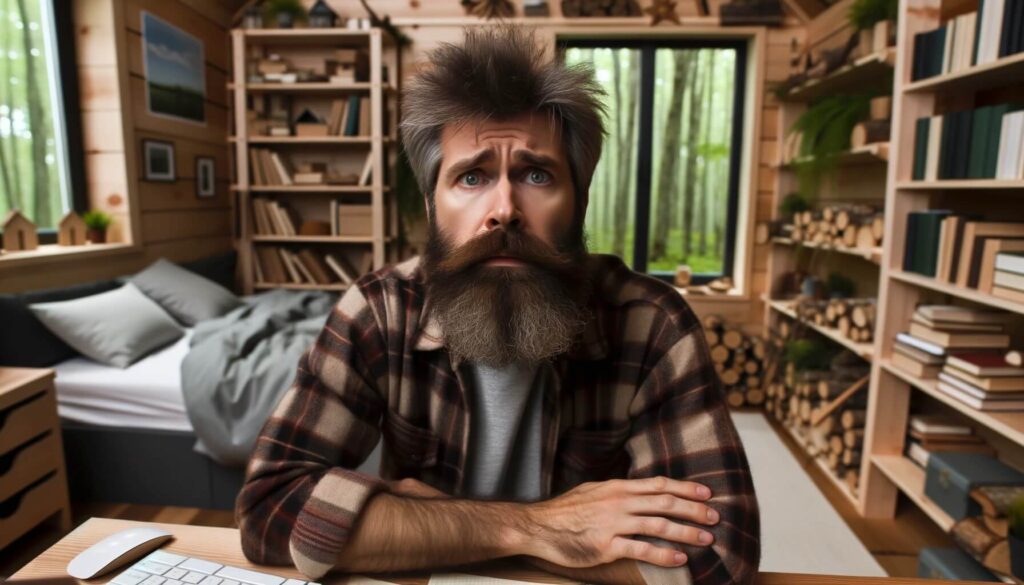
[{"xmin": 237, "ymin": 25, "xmax": 760, "ymax": 585}]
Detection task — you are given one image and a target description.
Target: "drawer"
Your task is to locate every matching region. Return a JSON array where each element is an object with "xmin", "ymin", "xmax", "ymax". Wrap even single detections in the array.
[
  {"xmin": 0, "ymin": 431, "xmax": 58, "ymax": 502},
  {"xmin": 0, "ymin": 471, "xmax": 63, "ymax": 550},
  {"xmin": 0, "ymin": 390, "xmax": 57, "ymax": 454}
]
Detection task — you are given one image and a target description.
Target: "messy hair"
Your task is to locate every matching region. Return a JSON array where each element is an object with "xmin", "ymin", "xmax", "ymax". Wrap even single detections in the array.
[{"xmin": 400, "ymin": 25, "xmax": 607, "ymax": 222}]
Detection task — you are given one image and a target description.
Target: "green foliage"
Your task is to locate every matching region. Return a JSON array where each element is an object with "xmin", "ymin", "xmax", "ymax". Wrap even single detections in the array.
[
  {"xmin": 827, "ymin": 272, "xmax": 856, "ymax": 298},
  {"xmin": 263, "ymin": 0, "xmax": 307, "ymax": 21},
  {"xmin": 1009, "ymin": 494, "xmax": 1024, "ymax": 539},
  {"xmin": 780, "ymin": 192, "xmax": 810, "ymax": 216},
  {"xmin": 848, "ymin": 0, "xmax": 897, "ymax": 31},
  {"xmin": 784, "ymin": 339, "xmax": 835, "ymax": 371},
  {"xmin": 83, "ymin": 210, "xmax": 112, "ymax": 231},
  {"xmin": 790, "ymin": 95, "xmax": 872, "ymax": 196}
]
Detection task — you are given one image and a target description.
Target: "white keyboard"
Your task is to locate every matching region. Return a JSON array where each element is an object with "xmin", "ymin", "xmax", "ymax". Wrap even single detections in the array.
[{"xmin": 107, "ymin": 550, "xmax": 320, "ymax": 585}]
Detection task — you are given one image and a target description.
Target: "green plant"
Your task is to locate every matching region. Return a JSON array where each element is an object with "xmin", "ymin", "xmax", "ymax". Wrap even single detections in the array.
[
  {"xmin": 263, "ymin": 0, "xmax": 306, "ymax": 22},
  {"xmin": 789, "ymin": 94, "xmax": 872, "ymax": 196},
  {"xmin": 1009, "ymin": 494, "xmax": 1024, "ymax": 539},
  {"xmin": 827, "ymin": 272, "xmax": 856, "ymax": 298},
  {"xmin": 780, "ymin": 192, "xmax": 810, "ymax": 216},
  {"xmin": 83, "ymin": 210, "xmax": 112, "ymax": 231},
  {"xmin": 784, "ymin": 339, "xmax": 835, "ymax": 371},
  {"xmin": 848, "ymin": 0, "xmax": 897, "ymax": 31}
]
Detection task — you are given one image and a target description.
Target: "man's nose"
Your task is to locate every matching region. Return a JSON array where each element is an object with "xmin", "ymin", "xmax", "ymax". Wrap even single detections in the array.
[{"xmin": 483, "ymin": 175, "xmax": 522, "ymax": 231}]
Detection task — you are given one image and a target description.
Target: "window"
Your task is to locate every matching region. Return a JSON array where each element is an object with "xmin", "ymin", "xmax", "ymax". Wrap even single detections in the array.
[
  {"xmin": 561, "ymin": 40, "xmax": 746, "ymax": 284},
  {"xmin": 0, "ymin": 0, "xmax": 78, "ymax": 230}
]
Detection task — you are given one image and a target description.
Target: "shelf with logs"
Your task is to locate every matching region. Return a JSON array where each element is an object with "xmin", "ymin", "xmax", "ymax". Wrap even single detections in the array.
[
  {"xmin": 702, "ymin": 314, "xmax": 768, "ymax": 409},
  {"xmin": 756, "ymin": 203, "xmax": 885, "ymax": 261}
]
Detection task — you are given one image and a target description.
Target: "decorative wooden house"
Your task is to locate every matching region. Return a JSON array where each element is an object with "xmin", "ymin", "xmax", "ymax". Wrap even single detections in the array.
[
  {"xmin": 308, "ymin": 0, "xmax": 338, "ymax": 28},
  {"xmin": 58, "ymin": 211, "xmax": 88, "ymax": 246},
  {"xmin": 1, "ymin": 209, "xmax": 39, "ymax": 252}
]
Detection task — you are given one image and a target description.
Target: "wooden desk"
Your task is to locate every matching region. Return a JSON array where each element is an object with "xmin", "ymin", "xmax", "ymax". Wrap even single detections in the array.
[{"xmin": 8, "ymin": 518, "xmax": 994, "ymax": 585}]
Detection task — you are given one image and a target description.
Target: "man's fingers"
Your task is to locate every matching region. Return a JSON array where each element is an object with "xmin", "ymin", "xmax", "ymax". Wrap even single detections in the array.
[
  {"xmin": 625, "ymin": 494, "xmax": 720, "ymax": 526},
  {"xmin": 623, "ymin": 476, "xmax": 712, "ymax": 501},
  {"xmin": 628, "ymin": 517, "xmax": 714, "ymax": 547},
  {"xmin": 610, "ymin": 536, "xmax": 688, "ymax": 568}
]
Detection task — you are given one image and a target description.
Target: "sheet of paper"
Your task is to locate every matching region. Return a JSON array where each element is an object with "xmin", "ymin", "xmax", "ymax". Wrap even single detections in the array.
[{"xmin": 427, "ymin": 573, "xmax": 554, "ymax": 585}]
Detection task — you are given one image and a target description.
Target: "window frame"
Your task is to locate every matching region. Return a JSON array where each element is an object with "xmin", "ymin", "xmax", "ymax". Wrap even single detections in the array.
[{"xmin": 557, "ymin": 38, "xmax": 748, "ymax": 285}]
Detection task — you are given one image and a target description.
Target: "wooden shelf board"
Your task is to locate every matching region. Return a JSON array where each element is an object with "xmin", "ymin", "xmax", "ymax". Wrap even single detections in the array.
[
  {"xmin": 888, "ymin": 270, "xmax": 1024, "ymax": 316},
  {"xmin": 904, "ymin": 52, "xmax": 1024, "ymax": 95},
  {"xmin": 768, "ymin": 299, "xmax": 875, "ymax": 360},
  {"xmin": 785, "ymin": 48, "xmax": 895, "ymax": 102},
  {"xmin": 777, "ymin": 143, "xmax": 890, "ymax": 169},
  {"xmin": 871, "ymin": 454, "xmax": 954, "ymax": 532},
  {"xmin": 241, "ymin": 27, "xmax": 397, "ymax": 47},
  {"xmin": 229, "ymin": 82, "xmax": 393, "ymax": 93},
  {"xmin": 880, "ymin": 359, "xmax": 1024, "ymax": 447},
  {"xmin": 253, "ymin": 281, "xmax": 350, "ymax": 291},
  {"xmin": 772, "ymin": 237, "xmax": 882, "ymax": 264},
  {"xmin": 897, "ymin": 180, "xmax": 1024, "ymax": 190},
  {"xmin": 233, "ymin": 185, "xmax": 386, "ymax": 193},
  {"xmin": 252, "ymin": 235, "xmax": 378, "ymax": 244},
  {"xmin": 781, "ymin": 422, "xmax": 859, "ymax": 507},
  {"xmin": 231, "ymin": 136, "xmax": 384, "ymax": 144}
]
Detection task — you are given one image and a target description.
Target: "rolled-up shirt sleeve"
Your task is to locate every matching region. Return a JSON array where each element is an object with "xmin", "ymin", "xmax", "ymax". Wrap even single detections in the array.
[{"xmin": 236, "ymin": 285, "xmax": 387, "ymax": 579}]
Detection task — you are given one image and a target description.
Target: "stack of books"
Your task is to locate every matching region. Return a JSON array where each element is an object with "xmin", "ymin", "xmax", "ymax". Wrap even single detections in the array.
[
  {"xmin": 253, "ymin": 247, "xmax": 373, "ymax": 287},
  {"xmin": 904, "ymin": 213, "xmax": 1024, "ymax": 285},
  {"xmin": 911, "ymin": 0, "xmax": 1024, "ymax": 82},
  {"xmin": 324, "ymin": 96, "xmax": 373, "ymax": 137},
  {"xmin": 249, "ymin": 148, "xmax": 293, "ymax": 186},
  {"xmin": 939, "ymin": 351, "xmax": 1024, "ymax": 411},
  {"xmin": 905, "ymin": 415, "xmax": 992, "ymax": 468},
  {"xmin": 912, "ymin": 105, "xmax": 1024, "ymax": 183},
  {"xmin": 250, "ymin": 198, "xmax": 298, "ymax": 236},
  {"xmin": 992, "ymin": 252, "xmax": 1024, "ymax": 303},
  {"xmin": 893, "ymin": 305, "xmax": 1008, "ymax": 378}
]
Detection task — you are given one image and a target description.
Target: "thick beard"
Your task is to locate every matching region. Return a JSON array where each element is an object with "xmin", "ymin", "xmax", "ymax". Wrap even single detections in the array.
[{"xmin": 422, "ymin": 222, "xmax": 592, "ymax": 368}]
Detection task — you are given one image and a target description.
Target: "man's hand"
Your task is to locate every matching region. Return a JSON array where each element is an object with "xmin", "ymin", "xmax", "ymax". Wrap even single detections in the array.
[{"xmin": 522, "ymin": 476, "xmax": 719, "ymax": 569}]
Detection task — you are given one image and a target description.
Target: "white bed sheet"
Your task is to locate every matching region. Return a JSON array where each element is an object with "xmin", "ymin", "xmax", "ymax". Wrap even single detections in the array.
[{"xmin": 53, "ymin": 330, "xmax": 193, "ymax": 432}]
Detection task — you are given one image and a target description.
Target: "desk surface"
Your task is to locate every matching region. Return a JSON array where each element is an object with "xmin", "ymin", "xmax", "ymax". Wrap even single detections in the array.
[{"xmin": 8, "ymin": 518, "xmax": 996, "ymax": 585}]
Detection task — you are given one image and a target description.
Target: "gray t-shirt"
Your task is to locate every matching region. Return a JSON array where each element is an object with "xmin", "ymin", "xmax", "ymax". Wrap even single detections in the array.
[{"xmin": 461, "ymin": 361, "xmax": 549, "ymax": 502}]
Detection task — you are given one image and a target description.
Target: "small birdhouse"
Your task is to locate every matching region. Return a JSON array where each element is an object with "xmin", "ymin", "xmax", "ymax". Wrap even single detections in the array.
[
  {"xmin": 242, "ymin": 3, "xmax": 262, "ymax": 29},
  {"xmin": 308, "ymin": 0, "xmax": 338, "ymax": 28},
  {"xmin": 58, "ymin": 211, "xmax": 87, "ymax": 246},
  {"xmin": 1, "ymin": 209, "xmax": 39, "ymax": 252}
]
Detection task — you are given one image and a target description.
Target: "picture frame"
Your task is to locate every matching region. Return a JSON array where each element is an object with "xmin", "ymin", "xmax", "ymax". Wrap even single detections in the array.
[
  {"xmin": 195, "ymin": 156, "xmax": 215, "ymax": 198},
  {"xmin": 143, "ymin": 139, "xmax": 176, "ymax": 182},
  {"xmin": 142, "ymin": 11, "xmax": 206, "ymax": 125}
]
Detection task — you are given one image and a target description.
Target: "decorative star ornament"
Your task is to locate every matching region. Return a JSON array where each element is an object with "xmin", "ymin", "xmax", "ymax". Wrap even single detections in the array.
[{"xmin": 645, "ymin": 0, "xmax": 680, "ymax": 25}]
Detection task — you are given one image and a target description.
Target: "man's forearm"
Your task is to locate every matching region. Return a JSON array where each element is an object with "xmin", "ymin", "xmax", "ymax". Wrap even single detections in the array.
[{"xmin": 335, "ymin": 492, "xmax": 532, "ymax": 573}]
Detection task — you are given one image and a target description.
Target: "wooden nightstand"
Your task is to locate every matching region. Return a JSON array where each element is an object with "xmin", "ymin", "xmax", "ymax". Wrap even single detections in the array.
[{"xmin": 0, "ymin": 367, "xmax": 71, "ymax": 550}]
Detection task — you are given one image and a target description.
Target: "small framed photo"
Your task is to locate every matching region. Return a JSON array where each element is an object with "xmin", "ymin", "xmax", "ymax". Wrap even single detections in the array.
[
  {"xmin": 195, "ymin": 156, "xmax": 215, "ymax": 198},
  {"xmin": 143, "ymin": 139, "xmax": 176, "ymax": 182}
]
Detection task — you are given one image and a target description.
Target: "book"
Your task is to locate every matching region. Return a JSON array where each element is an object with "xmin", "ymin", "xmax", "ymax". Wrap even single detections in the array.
[
  {"xmin": 893, "ymin": 350, "xmax": 943, "ymax": 378},
  {"xmin": 957, "ymin": 221, "xmax": 1024, "ymax": 287},
  {"xmin": 911, "ymin": 313, "xmax": 1005, "ymax": 332},
  {"xmin": 905, "ymin": 210, "xmax": 951, "ymax": 276},
  {"xmin": 907, "ymin": 441, "xmax": 930, "ymax": 467},
  {"xmin": 343, "ymin": 95, "xmax": 361, "ymax": 136},
  {"xmin": 947, "ymin": 352, "xmax": 1024, "ymax": 377},
  {"xmin": 908, "ymin": 321, "xmax": 1011, "ymax": 348},
  {"xmin": 270, "ymin": 152, "xmax": 294, "ymax": 185},
  {"xmin": 943, "ymin": 364, "xmax": 1024, "ymax": 392},
  {"xmin": 939, "ymin": 371, "xmax": 1024, "ymax": 400},
  {"xmin": 916, "ymin": 305, "xmax": 1005, "ymax": 323},
  {"xmin": 996, "ymin": 251, "xmax": 1024, "ymax": 275},
  {"xmin": 277, "ymin": 248, "xmax": 302, "ymax": 283},
  {"xmin": 910, "ymin": 429, "xmax": 985, "ymax": 444},
  {"xmin": 978, "ymin": 240, "xmax": 1024, "ymax": 293},
  {"xmin": 996, "ymin": 111, "xmax": 1024, "ymax": 179},
  {"xmin": 358, "ymin": 152, "xmax": 374, "ymax": 186},
  {"xmin": 358, "ymin": 96, "xmax": 371, "ymax": 136},
  {"xmin": 895, "ymin": 338, "xmax": 948, "ymax": 364},
  {"xmin": 324, "ymin": 253, "xmax": 357, "ymax": 284},
  {"xmin": 925, "ymin": 115, "xmax": 943, "ymax": 180},
  {"xmin": 909, "ymin": 414, "xmax": 973, "ymax": 435},
  {"xmin": 252, "ymin": 254, "xmax": 264, "ymax": 283},
  {"xmin": 297, "ymin": 249, "xmax": 335, "ymax": 285},
  {"xmin": 937, "ymin": 379, "xmax": 1024, "ymax": 411},
  {"xmin": 936, "ymin": 215, "xmax": 965, "ymax": 282},
  {"xmin": 994, "ymin": 269, "xmax": 1024, "ymax": 290},
  {"xmin": 896, "ymin": 331, "xmax": 946, "ymax": 356},
  {"xmin": 913, "ymin": 117, "xmax": 930, "ymax": 180},
  {"xmin": 992, "ymin": 285, "xmax": 1024, "ymax": 303}
]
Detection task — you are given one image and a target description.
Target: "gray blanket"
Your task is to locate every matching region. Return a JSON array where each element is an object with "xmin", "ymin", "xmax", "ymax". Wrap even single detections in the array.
[{"xmin": 181, "ymin": 289, "xmax": 336, "ymax": 466}]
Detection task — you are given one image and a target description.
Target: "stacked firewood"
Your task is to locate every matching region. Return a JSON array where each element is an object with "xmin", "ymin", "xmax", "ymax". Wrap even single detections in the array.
[
  {"xmin": 790, "ymin": 204, "xmax": 884, "ymax": 250},
  {"xmin": 561, "ymin": 0, "xmax": 642, "ymax": 16},
  {"xmin": 764, "ymin": 352, "xmax": 870, "ymax": 494},
  {"xmin": 794, "ymin": 298, "xmax": 877, "ymax": 344},
  {"xmin": 703, "ymin": 314, "xmax": 767, "ymax": 408},
  {"xmin": 950, "ymin": 486, "xmax": 1024, "ymax": 579}
]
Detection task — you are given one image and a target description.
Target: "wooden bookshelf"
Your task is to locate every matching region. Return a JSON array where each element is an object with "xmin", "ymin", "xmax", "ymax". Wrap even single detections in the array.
[
  {"xmin": 768, "ymin": 299, "xmax": 875, "ymax": 360},
  {"xmin": 230, "ymin": 27, "xmax": 400, "ymax": 294},
  {"xmin": 776, "ymin": 142, "xmax": 890, "ymax": 169},
  {"xmin": 784, "ymin": 48, "xmax": 896, "ymax": 102},
  {"xmin": 771, "ymin": 237, "xmax": 882, "ymax": 264},
  {"xmin": 858, "ymin": 0, "xmax": 1024, "ymax": 531}
]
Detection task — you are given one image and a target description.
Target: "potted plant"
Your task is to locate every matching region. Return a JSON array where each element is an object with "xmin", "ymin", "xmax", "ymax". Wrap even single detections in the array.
[
  {"xmin": 83, "ymin": 210, "xmax": 112, "ymax": 244},
  {"xmin": 1008, "ymin": 494, "xmax": 1024, "ymax": 578},
  {"xmin": 263, "ymin": 0, "xmax": 306, "ymax": 28}
]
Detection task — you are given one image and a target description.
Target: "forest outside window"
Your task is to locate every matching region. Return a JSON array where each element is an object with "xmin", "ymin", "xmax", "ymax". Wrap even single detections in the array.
[
  {"xmin": 561, "ymin": 40, "xmax": 746, "ymax": 284},
  {"xmin": 0, "ymin": 0, "xmax": 75, "ymax": 232}
]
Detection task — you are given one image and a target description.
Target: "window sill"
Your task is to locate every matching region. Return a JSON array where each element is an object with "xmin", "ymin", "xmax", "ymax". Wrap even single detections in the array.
[
  {"xmin": 0, "ymin": 243, "xmax": 138, "ymax": 270},
  {"xmin": 675, "ymin": 287, "xmax": 751, "ymax": 303}
]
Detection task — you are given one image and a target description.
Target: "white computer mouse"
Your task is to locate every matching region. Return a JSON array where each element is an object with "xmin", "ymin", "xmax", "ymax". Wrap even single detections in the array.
[{"xmin": 67, "ymin": 526, "xmax": 174, "ymax": 579}]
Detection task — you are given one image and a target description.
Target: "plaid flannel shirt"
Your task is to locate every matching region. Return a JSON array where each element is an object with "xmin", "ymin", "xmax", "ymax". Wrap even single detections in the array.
[{"xmin": 236, "ymin": 254, "xmax": 760, "ymax": 583}]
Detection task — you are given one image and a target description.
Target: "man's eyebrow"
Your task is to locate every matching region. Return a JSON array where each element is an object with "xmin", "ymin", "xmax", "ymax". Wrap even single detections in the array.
[
  {"xmin": 443, "ymin": 150, "xmax": 495, "ymax": 182},
  {"xmin": 513, "ymin": 150, "xmax": 559, "ymax": 169}
]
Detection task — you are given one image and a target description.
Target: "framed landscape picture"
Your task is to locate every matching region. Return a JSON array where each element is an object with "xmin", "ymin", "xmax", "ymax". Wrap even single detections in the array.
[
  {"xmin": 142, "ymin": 12, "xmax": 206, "ymax": 124},
  {"xmin": 143, "ymin": 140, "xmax": 176, "ymax": 182},
  {"xmin": 196, "ymin": 157, "xmax": 215, "ymax": 198}
]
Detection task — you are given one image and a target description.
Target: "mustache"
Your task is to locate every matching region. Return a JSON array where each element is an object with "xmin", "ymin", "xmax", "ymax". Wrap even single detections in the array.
[{"xmin": 432, "ymin": 227, "xmax": 579, "ymax": 276}]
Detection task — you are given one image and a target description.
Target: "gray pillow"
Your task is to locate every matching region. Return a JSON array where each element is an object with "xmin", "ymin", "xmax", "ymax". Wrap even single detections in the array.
[
  {"xmin": 131, "ymin": 258, "xmax": 241, "ymax": 326},
  {"xmin": 29, "ymin": 283, "xmax": 184, "ymax": 368}
]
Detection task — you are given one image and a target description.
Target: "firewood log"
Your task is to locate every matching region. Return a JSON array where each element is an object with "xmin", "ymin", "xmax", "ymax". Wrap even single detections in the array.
[
  {"xmin": 843, "ymin": 428, "xmax": 865, "ymax": 448},
  {"xmin": 841, "ymin": 409, "xmax": 867, "ymax": 429},
  {"xmin": 850, "ymin": 120, "xmax": 891, "ymax": 148},
  {"xmin": 952, "ymin": 517, "xmax": 1010, "ymax": 576},
  {"xmin": 746, "ymin": 388, "xmax": 765, "ymax": 406},
  {"xmin": 727, "ymin": 390, "xmax": 746, "ymax": 408}
]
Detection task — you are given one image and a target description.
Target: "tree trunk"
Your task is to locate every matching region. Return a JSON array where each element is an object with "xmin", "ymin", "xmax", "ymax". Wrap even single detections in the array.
[
  {"xmin": 651, "ymin": 51, "xmax": 689, "ymax": 262},
  {"xmin": 17, "ymin": 0, "xmax": 51, "ymax": 224},
  {"xmin": 2, "ymin": 12, "xmax": 24, "ymax": 211},
  {"xmin": 698, "ymin": 50, "xmax": 715, "ymax": 257},
  {"xmin": 681, "ymin": 52, "xmax": 703, "ymax": 260},
  {"xmin": 612, "ymin": 50, "xmax": 638, "ymax": 259}
]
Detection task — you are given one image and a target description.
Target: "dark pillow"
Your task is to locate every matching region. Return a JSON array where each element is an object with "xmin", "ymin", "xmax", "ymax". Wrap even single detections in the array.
[
  {"xmin": 181, "ymin": 251, "xmax": 238, "ymax": 292},
  {"xmin": 0, "ymin": 279, "xmax": 121, "ymax": 367},
  {"xmin": 131, "ymin": 258, "xmax": 242, "ymax": 326}
]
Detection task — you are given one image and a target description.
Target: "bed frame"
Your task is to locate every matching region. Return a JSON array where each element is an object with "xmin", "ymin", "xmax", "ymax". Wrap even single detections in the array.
[{"xmin": 61, "ymin": 422, "xmax": 244, "ymax": 510}]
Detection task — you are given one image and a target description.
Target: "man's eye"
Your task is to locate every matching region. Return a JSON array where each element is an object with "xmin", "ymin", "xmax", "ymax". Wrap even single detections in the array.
[
  {"xmin": 527, "ymin": 169, "xmax": 551, "ymax": 184},
  {"xmin": 459, "ymin": 172, "xmax": 483, "ymax": 187}
]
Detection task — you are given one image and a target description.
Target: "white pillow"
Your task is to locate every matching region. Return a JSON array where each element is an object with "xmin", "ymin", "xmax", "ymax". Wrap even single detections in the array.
[{"xmin": 30, "ymin": 283, "xmax": 184, "ymax": 368}]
